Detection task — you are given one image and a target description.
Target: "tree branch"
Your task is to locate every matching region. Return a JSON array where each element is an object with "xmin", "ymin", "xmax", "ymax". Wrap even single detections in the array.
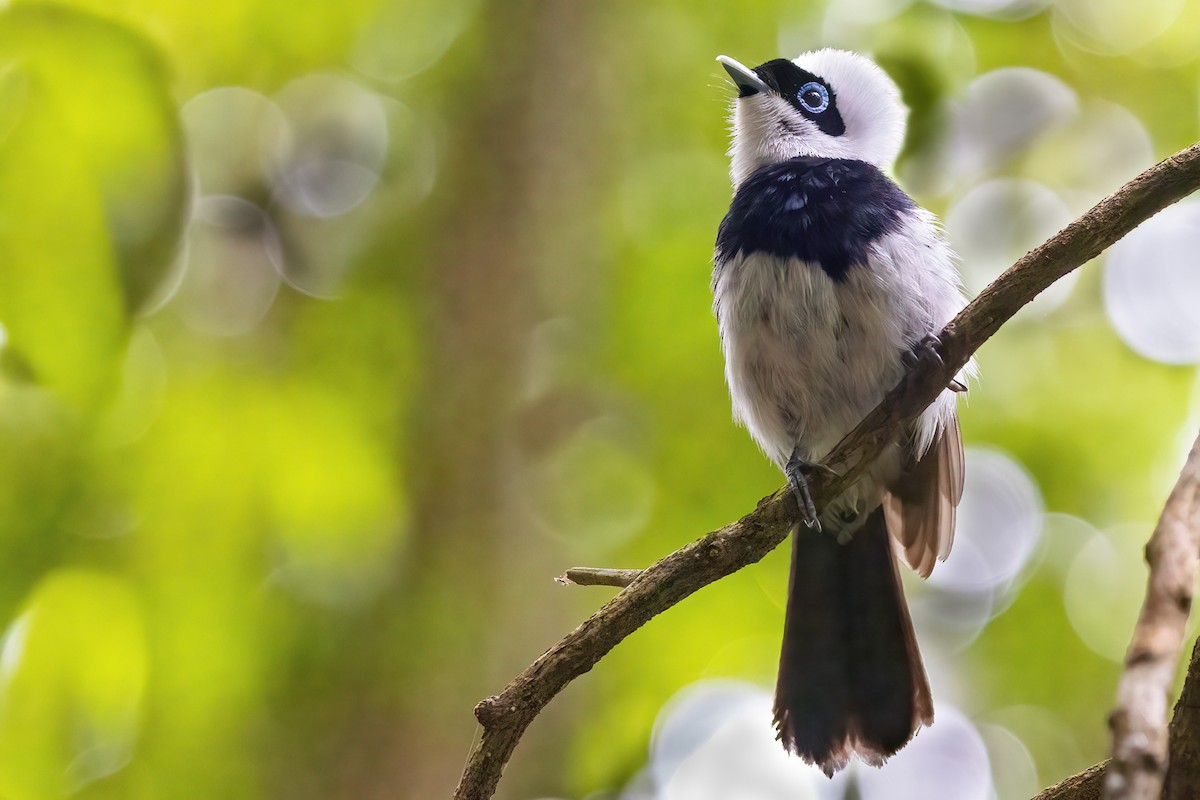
[
  {"xmin": 452, "ymin": 142, "xmax": 1200, "ymax": 800},
  {"xmin": 1032, "ymin": 612, "xmax": 1200, "ymax": 799},
  {"xmin": 1034, "ymin": 762, "xmax": 1107, "ymax": 800},
  {"xmin": 555, "ymin": 567, "xmax": 643, "ymax": 588},
  {"xmin": 1105, "ymin": 431, "xmax": 1200, "ymax": 799},
  {"xmin": 1166, "ymin": 635, "xmax": 1200, "ymax": 798}
]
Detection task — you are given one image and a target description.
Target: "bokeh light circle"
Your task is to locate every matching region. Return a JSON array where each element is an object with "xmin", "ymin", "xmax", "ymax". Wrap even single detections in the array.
[
  {"xmin": 173, "ymin": 196, "xmax": 282, "ymax": 336},
  {"xmin": 1064, "ymin": 525, "xmax": 1149, "ymax": 662},
  {"xmin": 180, "ymin": 87, "xmax": 289, "ymax": 197},
  {"xmin": 925, "ymin": 448, "xmax": 1044, "ymax": 596},
  {"xmin": 649, "ymin": 681, "xmax": 837, "ymax": 800},
  {"xmin": 1053, "ymin": 0, "xmax": 1185, "ymax": 56},
  {"xmin": 856, "ymin": 705, "xmax": 992, "ymax": 800},
  {"xmin": 946, "ymin": 179, "xmax": 1077, "ymax": 316},
  {"xmin": 1103, "ymin": 201, "xmax": 1200, "ymax": 364},
  {"xmin": 951, "ymin": 68, "xmax": 1077, "ymax": 180},
  {"xmin": 926, "ymin": 0, "xmax": 1049, "ymax": 19},
  {"xmin": 1023, "ymin": 100, "xmax": 1154, "ymax": 202},
  {"xmin": 978, "ymin": 722, "xmax": 1040, "ymax": 800},
  {"xmin": 525, "ymin": 417, "xmax": 656, "ymax": 557},
  {"xmin": 270, "ymin": 73, "xmax": 389, "ymax": 218}
]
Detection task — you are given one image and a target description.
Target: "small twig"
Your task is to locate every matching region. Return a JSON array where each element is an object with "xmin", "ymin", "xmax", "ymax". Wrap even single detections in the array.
[
  {"xmin": 1104, "ymin": 431, "xmax": 1200, "ymax": 799},
  {"xmin": 453, "ymin": 143, "xmax": 1200, "ymax": 800},
  {"xmin": 556, "ymin": 567, "xmax": 643, "ymax": 588}
]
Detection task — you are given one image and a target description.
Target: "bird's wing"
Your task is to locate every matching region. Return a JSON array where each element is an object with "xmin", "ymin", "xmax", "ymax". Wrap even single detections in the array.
[{"xmin": 881, "ymin": 412, "xmax": 964, "ymax": 578}]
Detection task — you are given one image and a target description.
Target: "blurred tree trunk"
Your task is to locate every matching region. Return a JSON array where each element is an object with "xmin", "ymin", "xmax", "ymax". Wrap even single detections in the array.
[{"xmin": 318, "ymin": 2, "xmax": 616, "ymax": 799}]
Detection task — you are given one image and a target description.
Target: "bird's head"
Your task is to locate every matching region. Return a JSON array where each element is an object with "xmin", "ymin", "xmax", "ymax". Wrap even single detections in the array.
[{"xmin": 718, "ymin": 49, "xmax": 907, "ymax": 186}]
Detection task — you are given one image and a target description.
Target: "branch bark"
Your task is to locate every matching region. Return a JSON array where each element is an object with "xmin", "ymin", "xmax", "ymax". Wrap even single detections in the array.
[
  {"xmin": 1166, "ymin": 635, "xmax": 1200, "ymax": 798},
  {"xmin": 1035, "ymin": 762, "xmax": 1107, "ymax": 800},
  {"xmin": 1105, "ymin": 431, "xmax": 1200, "ymax": 799},
  {"xmin": 555, "ymin": 567, "xmax": 643, "ymax": 588},
  {"xmin": 452, "ymin": 142, "xmax": 1200, "ymax": 800}
]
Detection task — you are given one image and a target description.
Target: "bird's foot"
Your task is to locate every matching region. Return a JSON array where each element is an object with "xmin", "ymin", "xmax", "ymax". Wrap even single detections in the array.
[
  {"xmin": 902, "ymin": 333, "xmax": 944, "ymax": 370},
  {"xmin": 904, "ymin": 334, "xmax": 967, "ymax": 392},
  {"xmin": 785, "ymin": 453, "xmax": 838, "ymax": 532}
]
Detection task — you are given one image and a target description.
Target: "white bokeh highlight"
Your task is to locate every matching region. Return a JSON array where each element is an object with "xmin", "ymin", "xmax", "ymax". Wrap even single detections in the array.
[
  {"xmin": 180, "ymin": 87, "xmax": 289, "ymax": 197},
  {"xmin": 1064, "ymin": 524, "xmax": 1151, "ymax": 662},
  {"xmin": 1103, "ymin": 201, "xmax": 1200, "ymax": 364},
  {"xmin": 348, "ymin": 0, "xmax": 482, "ymax": 81},
  {"xmin": 926, "ymin": 448, "xmax": 1044, "ymax": 596},
  {"xmin": 173, "ymin": 196, "xmax": 282, "ymax": 336},
  {"xmin": 950, "ymin": 68, "xmax": 1077, "ymax": 180},
  {"xmin": 1024, "ymin": 100, "xmax": 1154, "ymax": 202},
  {"xmin": 855, "ymin": 705, "xmax": 992, "ymax": 800},
  {"xmin": 639, "ymin": 681, "xmax": 996, "ymax": 800},
  {"xmin": 945, "ymin": 179, "xmax": 1077, "ymax": 316},
  {"xmin": 978, "ymin": 722, "xmax": 1040, "ymax": 800},
  {"xmin": 1053, "ymin": 0, "xmax": 1185, "ymax": 55},
  {"xmin": 270, "ymin": 73, "xmax": 389, "ymax": 219},
  {"xmin": 646, "ymin": 681, "xmax": 848, "ymax": 800},
  {"xmin": 525, "ymin": 416, "xmax": 656, "ymax": 558},
  {"xmin": 912, "ymin": 449, "xmax": 1044, "ymax": 650},
  {"xmin": 926, "ymin": 0, "xmax": 1049, "ymax": 19}
]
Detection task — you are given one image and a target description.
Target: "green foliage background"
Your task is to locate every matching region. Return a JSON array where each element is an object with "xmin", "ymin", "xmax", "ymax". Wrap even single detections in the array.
[{"xmin": 0, "ymin": 0, "xmax": 1197, "ymax": 798}]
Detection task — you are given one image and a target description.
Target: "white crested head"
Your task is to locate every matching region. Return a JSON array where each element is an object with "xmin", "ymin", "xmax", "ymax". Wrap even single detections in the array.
[{"xmin": 719, "ymin": 49, "xmax": 907, "ymax": 187}]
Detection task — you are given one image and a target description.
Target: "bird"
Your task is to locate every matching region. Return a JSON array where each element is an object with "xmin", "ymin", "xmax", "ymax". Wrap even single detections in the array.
[{"xmin": 711, "ymin": 49, "xmax": 971, "ymax": 776}]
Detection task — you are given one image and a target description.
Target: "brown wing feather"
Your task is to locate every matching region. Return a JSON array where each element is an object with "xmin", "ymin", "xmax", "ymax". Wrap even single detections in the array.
[{"xmin": 882, "ymin": 413, "xmax": 964, "ymax": 579}]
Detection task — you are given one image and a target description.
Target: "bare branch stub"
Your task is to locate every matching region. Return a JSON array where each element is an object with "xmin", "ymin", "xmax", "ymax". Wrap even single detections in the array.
[
  {"xmin": 453, "ymin": 142, "xmax": 1200, "ymax": 800},
  {"xmin": 557, "ymin": 567, "xmax": 643, "ymax": 588}
]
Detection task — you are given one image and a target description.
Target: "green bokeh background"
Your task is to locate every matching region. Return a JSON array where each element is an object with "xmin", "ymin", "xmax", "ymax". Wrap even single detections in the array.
[{"xmin": 0, "ymin": 0, "xmax": 1198, "ymax": 798}]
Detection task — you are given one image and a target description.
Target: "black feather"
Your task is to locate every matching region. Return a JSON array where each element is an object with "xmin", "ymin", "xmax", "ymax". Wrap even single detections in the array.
[
  {"xmin": 715, "ymin": 157, "xmax": 915, "ymax": 282},
  {"xmin": 774, "ymin": 509, "xmax": 933, "ymax": 775}
]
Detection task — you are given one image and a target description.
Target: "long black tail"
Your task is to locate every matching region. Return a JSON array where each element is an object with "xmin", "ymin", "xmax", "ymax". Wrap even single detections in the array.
[{"xmin": 773, "ymin": 507, "xmax": 933, "ymax": 776}]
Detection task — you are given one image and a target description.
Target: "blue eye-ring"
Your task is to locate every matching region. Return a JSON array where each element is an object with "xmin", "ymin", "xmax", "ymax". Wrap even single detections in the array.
[{"xmin": 797, "ymin": 82, "xmax": 829, "ymax": 114}]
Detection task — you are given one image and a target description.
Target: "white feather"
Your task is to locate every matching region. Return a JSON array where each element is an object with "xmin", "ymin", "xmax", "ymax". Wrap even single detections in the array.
[
  {"xmin": 728, "ymin": 49, "xmax": 907, "ymax": 186},
  {"xmin": 714, "ymin": 213, "xmax": 967, "ymax": 526}
]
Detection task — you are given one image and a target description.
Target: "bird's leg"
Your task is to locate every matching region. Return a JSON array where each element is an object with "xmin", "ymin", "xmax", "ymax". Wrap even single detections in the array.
[{"xmin": 785, "ymin": 449, "xmax": 838, "ymax": 532}]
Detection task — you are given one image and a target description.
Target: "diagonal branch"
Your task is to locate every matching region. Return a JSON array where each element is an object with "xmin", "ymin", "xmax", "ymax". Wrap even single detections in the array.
[
  {"xmin": 452, "ymin": 141, "xmax": 1200, "ymax": 800},
  {"xmin": 1105, "ymin": 430, "xmax": 1200, "ymax": 799}
]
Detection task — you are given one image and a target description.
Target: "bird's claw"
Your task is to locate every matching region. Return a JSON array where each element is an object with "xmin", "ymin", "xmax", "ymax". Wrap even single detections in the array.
[
  {"xmin": 904, "ymin": 334, "xmax": 966, "ymax": 392},
  {"xmin": 785, "ymin": 453, "xmax": 831, "ymax": 531},
  {"xmin": 902, "ymin": 333, "xmax": 944, "ymax": 369}
]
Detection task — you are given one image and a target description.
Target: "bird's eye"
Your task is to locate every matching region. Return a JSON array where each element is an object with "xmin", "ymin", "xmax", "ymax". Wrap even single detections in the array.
[{"xmin": 797, "ymin": 82, "xmax": 829, "ymax": 114}]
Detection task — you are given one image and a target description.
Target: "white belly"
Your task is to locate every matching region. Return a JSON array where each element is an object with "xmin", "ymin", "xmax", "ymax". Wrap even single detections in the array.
[
  {"xmin": 713, "ymin": 212, "xmax": 968, "ymax": 527},
  {"xmin": 714, "ymin": 249, "xmax": 913, "ymax": 471}
]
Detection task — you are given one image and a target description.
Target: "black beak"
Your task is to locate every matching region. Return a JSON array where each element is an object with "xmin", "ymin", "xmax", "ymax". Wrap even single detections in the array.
[{"xmin": 717, "ymin": 55, "xmax": 770, "ymax": 98}]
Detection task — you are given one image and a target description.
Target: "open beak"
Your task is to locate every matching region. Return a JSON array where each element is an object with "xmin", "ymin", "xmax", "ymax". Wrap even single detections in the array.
[{"xmin": 717, "ymin": 55, "xmax": 770, "ymax": 98}]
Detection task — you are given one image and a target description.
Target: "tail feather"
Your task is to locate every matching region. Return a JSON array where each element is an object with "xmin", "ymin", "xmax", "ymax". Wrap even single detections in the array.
[
  {"xmin": 883, "ymin": 414, "xmax": 964, "ymax": 578},
  {"xmin": 773, "ymin": 518, "xmax": 852, "ymax": 770},
  {"xmin": 773, "ymin": 508, "xmax": 932, "ymax": 776}
]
